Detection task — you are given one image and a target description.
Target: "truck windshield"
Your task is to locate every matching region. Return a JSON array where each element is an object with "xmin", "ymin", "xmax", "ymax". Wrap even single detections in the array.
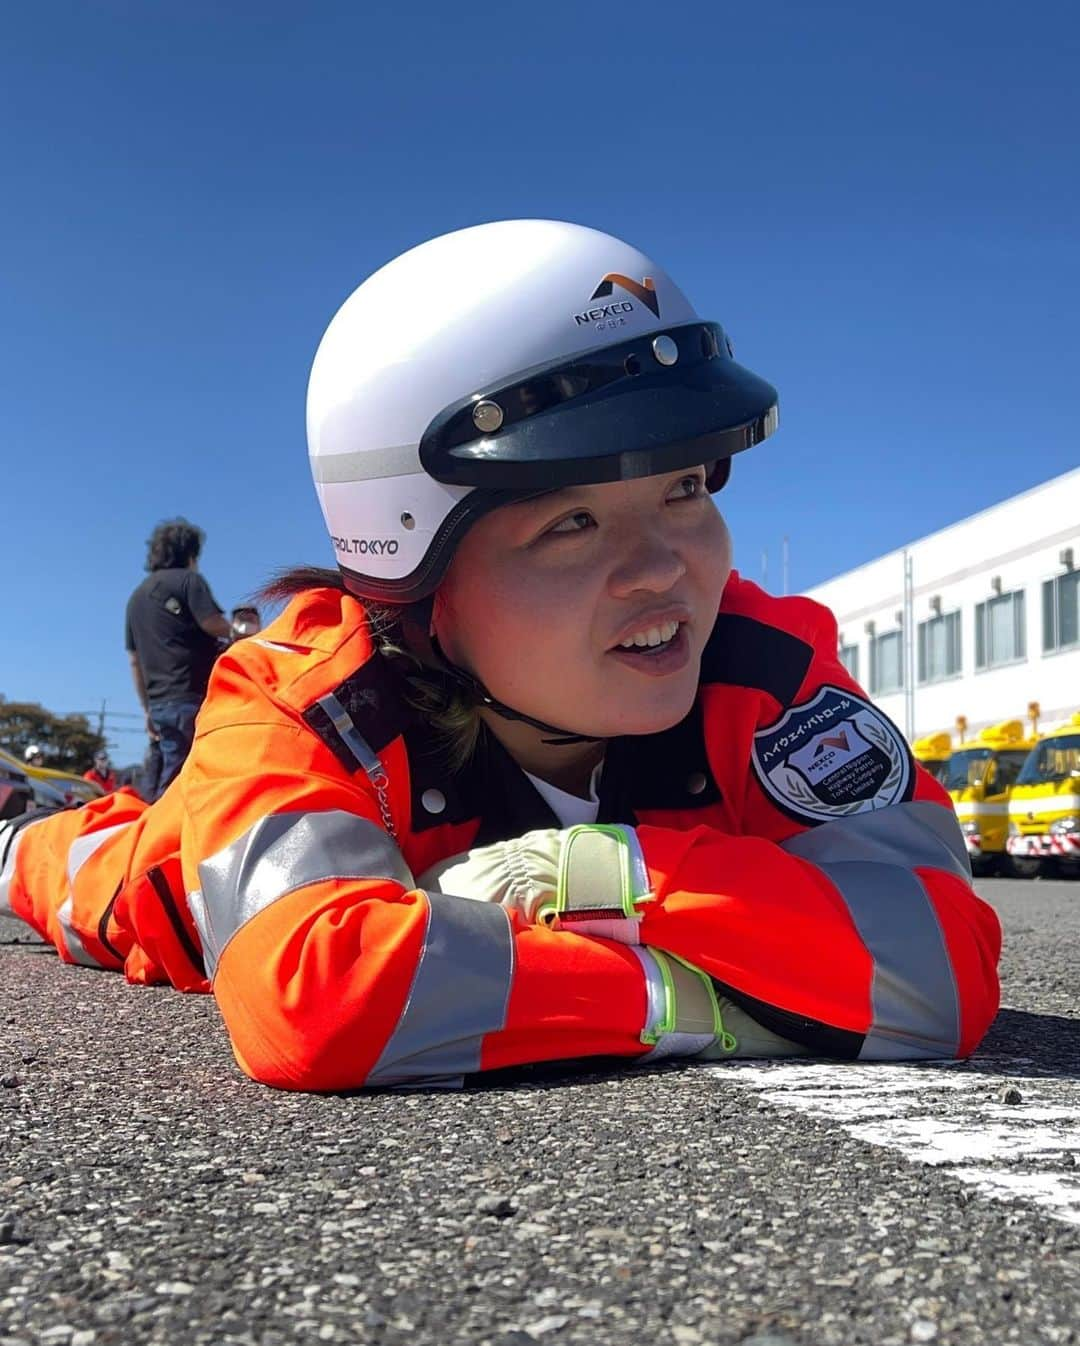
[
  {"xmin": 994, "ymin": 750, "xmax": 1032, "ymax": 791},
  {"xmin": 1016, "ymin": 734, "xmax": 1080, "ymax": 786},
  {"xmin": 919, "ymin": 758, "xmax": 950, "ymax": 785},
  {"xmin": 945, "ymin": 748, "xmax": 993, "ymax": 791}
]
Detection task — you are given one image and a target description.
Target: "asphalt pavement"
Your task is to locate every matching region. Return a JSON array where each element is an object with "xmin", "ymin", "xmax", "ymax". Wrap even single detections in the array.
[{"xmin": 1, "ymin": 877, "xmax": 1078, "ymax": 1346}]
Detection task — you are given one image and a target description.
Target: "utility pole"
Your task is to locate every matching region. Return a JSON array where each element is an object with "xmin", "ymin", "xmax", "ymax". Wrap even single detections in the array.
[
  {"xmin": 902, "ymin": 551, "xmax": 915, "ymax": 740},
  {"xmin": 97, "ymin": 699, "xmax": 106, "ymax": 743}
]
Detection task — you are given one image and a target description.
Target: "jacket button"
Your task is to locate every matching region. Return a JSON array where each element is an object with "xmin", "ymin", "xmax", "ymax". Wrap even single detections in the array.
[
  {"xmin": 421, "ymin": 788, "xmax": 447, "ymax": 815},
  {"xmin": 686, "ymin": 772, "xmax": 708, "ymax": 796}
]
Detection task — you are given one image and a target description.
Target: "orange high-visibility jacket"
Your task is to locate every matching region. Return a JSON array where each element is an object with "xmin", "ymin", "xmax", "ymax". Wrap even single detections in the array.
[{"xmin": 8, "ymin": 574, "xmax": 1001, "ymax": 1091}]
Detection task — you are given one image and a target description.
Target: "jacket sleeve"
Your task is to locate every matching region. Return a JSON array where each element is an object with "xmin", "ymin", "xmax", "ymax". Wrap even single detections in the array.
[
  {"xmin": 634, "ymin": 596, "xmax": 1001, "ymax": 1061},
  {"xmin": 178, "ymin": 642, "xmax": 433, "ymax": 1091},
  {"xmin": 179, "ymin": 639, "xmax": 649, "ymax": 1091}
]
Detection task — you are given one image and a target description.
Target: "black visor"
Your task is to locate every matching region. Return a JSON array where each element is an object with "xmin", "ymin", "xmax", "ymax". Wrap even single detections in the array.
[{"xmin": 419, "ymin": 322, "xmax": 778, "ymax": 491}]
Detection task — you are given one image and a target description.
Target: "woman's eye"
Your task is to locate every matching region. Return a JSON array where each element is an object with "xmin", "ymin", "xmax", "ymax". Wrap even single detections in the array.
[
  {"xmin": 669, "ymin": 474, "xmax": 707, "ymax": 501},
  {"xmin": 547, "ymin": 510, "xmax": 595, "ymax": 535}
]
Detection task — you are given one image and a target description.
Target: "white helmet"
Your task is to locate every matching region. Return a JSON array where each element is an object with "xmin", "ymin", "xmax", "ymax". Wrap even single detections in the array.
[
  {"xmin": 307, "ymin": 219, "xmax": 778, "ymax": 604},
  {"xmin": 24, "ymin": 744, "xmax": 43, "ymax": 764}
]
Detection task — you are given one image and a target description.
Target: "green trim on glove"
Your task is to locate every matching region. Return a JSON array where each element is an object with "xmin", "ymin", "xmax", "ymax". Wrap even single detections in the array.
[
  {"xmin": 558, "ymin": 824, "xmax": 639, "ymax": 917},
  {"xmin": 534, "ymin": 823, "xmax": 651, "ymax": 934},
  {"xmin": 640, "ymin": 950, "xmax": 737, "ymax": 1052}
]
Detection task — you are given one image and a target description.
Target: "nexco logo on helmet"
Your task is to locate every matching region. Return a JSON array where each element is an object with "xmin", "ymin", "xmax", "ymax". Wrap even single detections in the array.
[
  {"xmin": 573, "ymin": 273, "xmax": 661, "ymax": 327},
  {"xmin": 306, "ymin": 219, "xmax": 779, "ymax": 605}
]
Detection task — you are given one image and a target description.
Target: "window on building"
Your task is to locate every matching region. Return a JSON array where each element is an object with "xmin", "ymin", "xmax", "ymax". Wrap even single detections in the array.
[
  {"xmin": 975, "ymin": 590, "xmax": 1026, "ymax": 669},
  {"xmin": 870, "ymin": 629, "xmax": 904, "ymax": 695},
  {"xmin": 917, "ymin": 611, "xmax": 962, "ymax": 684},
  {"xmin": 838, "ymin": 642, "xmax": 859, "ymax": 683},
  {"xmin": 1042, "ymin": 570, "xmax": 1080, "ymax": 653}
]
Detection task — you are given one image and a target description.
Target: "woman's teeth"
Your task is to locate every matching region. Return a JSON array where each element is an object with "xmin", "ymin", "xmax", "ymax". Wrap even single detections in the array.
[{"xmin": 619, "ymin": 620, "xmax": 680, "ymax": 651}]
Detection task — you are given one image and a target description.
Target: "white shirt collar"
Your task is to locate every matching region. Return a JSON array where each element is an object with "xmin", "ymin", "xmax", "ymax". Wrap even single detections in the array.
[{"xmin": 523, "ymin": 762, "xmax": 603, "ymax": 828}]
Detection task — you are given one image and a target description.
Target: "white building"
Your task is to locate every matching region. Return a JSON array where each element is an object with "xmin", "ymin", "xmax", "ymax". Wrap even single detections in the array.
[{"xmin": 803, "ymin": 467, "xmax": 1080, "ymax": 743}]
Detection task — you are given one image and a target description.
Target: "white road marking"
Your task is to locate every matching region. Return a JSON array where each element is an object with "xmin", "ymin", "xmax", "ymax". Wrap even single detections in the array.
[{"xmin": 710, "ymin": 1053, "xmax": 1080, "ymax": 1226}]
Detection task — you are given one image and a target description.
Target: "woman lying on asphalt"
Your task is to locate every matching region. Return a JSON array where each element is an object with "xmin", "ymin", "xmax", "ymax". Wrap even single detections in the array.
[{"xmin": 0, "ymin": 221, "xmax": 1001, "ymax": 1091}]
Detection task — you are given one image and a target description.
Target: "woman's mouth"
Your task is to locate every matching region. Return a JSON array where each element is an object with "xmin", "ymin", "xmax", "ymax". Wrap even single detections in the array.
[
  {"xmin": 617, "ymin": 618, "xmax": 681, "ymax": 651},
  {"xmin": 607, "ymin": 620, "xmax": 690, "ymax": 676}
]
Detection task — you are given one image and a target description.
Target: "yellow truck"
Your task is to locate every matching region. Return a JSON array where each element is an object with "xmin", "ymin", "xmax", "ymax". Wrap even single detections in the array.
[
  {"xmin": 1006, "ymin": 712, "xmax": 1080, "ymax": 879},
  {"xmin": 945, "ymin": 720, "xmax": 1039, "ymax": 876},
  {"xmin": 912, "ymin": 731, "xmax": 952, "ymax": 787}
]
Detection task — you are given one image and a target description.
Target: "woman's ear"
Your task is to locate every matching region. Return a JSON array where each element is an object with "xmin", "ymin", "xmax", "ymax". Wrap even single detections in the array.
[{"xmin": 429, "ymin": 589, "xmax": 449, "ymax": 638}]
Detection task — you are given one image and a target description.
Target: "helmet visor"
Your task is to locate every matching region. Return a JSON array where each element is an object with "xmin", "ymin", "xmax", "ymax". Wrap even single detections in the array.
[{"xmin": 419, "ymin": 322, "xmax": 777, "ymax": 491}]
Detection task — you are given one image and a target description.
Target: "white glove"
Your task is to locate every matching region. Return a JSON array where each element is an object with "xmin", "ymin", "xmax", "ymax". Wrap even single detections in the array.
[
  {"xmin": 635, "ymin": 948, "xmax": 812, "ymax": 1062},
  {"xmin": 418, "ymin": 823, "xmax": 653, "ymax": 942}
]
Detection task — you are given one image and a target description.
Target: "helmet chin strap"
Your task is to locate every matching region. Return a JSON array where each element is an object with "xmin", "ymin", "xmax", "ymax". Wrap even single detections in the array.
[{"xmin": 427, "ymin": 635, "xmax": 601, "ymax": 748}]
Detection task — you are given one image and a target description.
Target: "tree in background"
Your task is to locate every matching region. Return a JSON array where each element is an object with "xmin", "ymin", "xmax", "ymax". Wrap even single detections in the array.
[{"xmin": 0, "ymin": 697, "xmax": 106, "ymax": 772}]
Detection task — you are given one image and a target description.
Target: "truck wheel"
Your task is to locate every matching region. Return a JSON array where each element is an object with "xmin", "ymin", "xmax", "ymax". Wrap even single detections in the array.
[
  {"xmin": 1005, "ymin": 855, "xmax": 1042, "ymax": 880},
  {"xmin": 1057, "ymin": 858, "xmax": 1080, "ymax": 881},
  {"xmin": 970, "ymin": 856, "xmax": 998, "ymax": 878}
]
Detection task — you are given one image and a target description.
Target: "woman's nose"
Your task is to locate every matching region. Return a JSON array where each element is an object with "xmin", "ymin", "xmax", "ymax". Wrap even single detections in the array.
[{"xmin": 607, "ymin": 531, "xmax": 687, "ymax": 597}]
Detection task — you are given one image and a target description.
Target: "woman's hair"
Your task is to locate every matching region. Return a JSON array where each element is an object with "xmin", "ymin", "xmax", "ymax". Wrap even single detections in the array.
[
  {"xmin": 260, "ymin": 566, "xmax": 482, "ymax": 770},
  {"xmin": 146, "ymin": 519, "xmax": 204, "ymax": 572}
]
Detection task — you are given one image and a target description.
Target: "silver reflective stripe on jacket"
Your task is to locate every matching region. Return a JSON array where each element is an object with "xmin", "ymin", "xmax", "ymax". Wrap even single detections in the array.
[
  {"xmin": 60, "ymin": 822, "xmax": 131, "ymax": 968},
  {"xmin": 630, "ymin": 946, "xmax": 716, "ymax": 1063},
  {"xmin": 782, "ymin": 801, "xmax": 965, "ymax": 1060},
  {"xmin": 316, "ymin": 692, "xmax": 384, "ymax": 778},
  {"xmin": 191, "ymin": 809, "xmax": 414, "ymax": 977},
  {"xmin": 1, "ymin": 814, "xmax": 49, "ymax": 915},
  {"xmin": 366, "ymin": 892, "xmax": 514, "ymax": 1087}
]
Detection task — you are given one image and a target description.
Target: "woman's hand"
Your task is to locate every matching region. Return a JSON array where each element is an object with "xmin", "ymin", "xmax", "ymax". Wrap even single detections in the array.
[
  {"xmin": 418, "ymin": 829, "xmax": 562, "ymax": 922},
  {"xmin": 417, "ymin": 823, "xmax": 652, "ymax": 941}
]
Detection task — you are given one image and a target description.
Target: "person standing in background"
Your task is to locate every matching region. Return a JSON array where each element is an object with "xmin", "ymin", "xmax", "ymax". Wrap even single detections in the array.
[
  {"xmin": 125, "ymin": 519, "xmax": 232, "ymax": 799},
  {"xmin": 229, "ymin": 605, "xmax": 262, "ymax": 637},
  {"xmin": 83, "ymin": 750, "xmax": 117, "ymax": 793}
]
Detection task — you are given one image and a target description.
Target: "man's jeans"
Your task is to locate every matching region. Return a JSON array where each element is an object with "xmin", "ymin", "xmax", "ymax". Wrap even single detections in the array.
[
  {"xmin": 147, "ymin": 699, "xmax": 202, "ymax": 800},
  {"xmin": 138, "ymin": 737, "xmax": 163, "ymax": 804}
]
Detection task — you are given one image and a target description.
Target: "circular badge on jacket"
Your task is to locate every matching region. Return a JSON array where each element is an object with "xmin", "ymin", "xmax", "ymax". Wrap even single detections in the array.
[{"xmin": 752, "ymin": 684, "xmax": 913, "ymax": 825}]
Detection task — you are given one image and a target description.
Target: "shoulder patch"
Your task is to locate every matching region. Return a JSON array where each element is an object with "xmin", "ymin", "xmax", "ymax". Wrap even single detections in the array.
[{"xmin": 752, "ymin": 684, "xmax": 913, "ymax": 825}]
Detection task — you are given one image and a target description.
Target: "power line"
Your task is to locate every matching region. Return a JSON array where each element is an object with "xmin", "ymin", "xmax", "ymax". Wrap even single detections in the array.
[{"xmin": 61, "ymin": 710, "xmax": 145, "ymax": 721}]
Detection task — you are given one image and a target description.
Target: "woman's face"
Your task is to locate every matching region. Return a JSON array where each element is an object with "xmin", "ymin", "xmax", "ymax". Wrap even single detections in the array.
[{"xmin": 433, "ymin": 466, "xmax": 732, "ymax": 738}]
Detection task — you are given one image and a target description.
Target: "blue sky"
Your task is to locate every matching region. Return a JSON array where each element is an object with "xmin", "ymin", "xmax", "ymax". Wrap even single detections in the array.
[{"xmin": 2, "ymin": 1, "xmax": 1077, "ymax": 759}]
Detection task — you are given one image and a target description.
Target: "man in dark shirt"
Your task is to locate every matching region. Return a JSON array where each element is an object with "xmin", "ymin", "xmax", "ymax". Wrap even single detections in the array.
[{"xmin": 125, "ymin": 519, "xmax": 232, "ymax": 799}]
